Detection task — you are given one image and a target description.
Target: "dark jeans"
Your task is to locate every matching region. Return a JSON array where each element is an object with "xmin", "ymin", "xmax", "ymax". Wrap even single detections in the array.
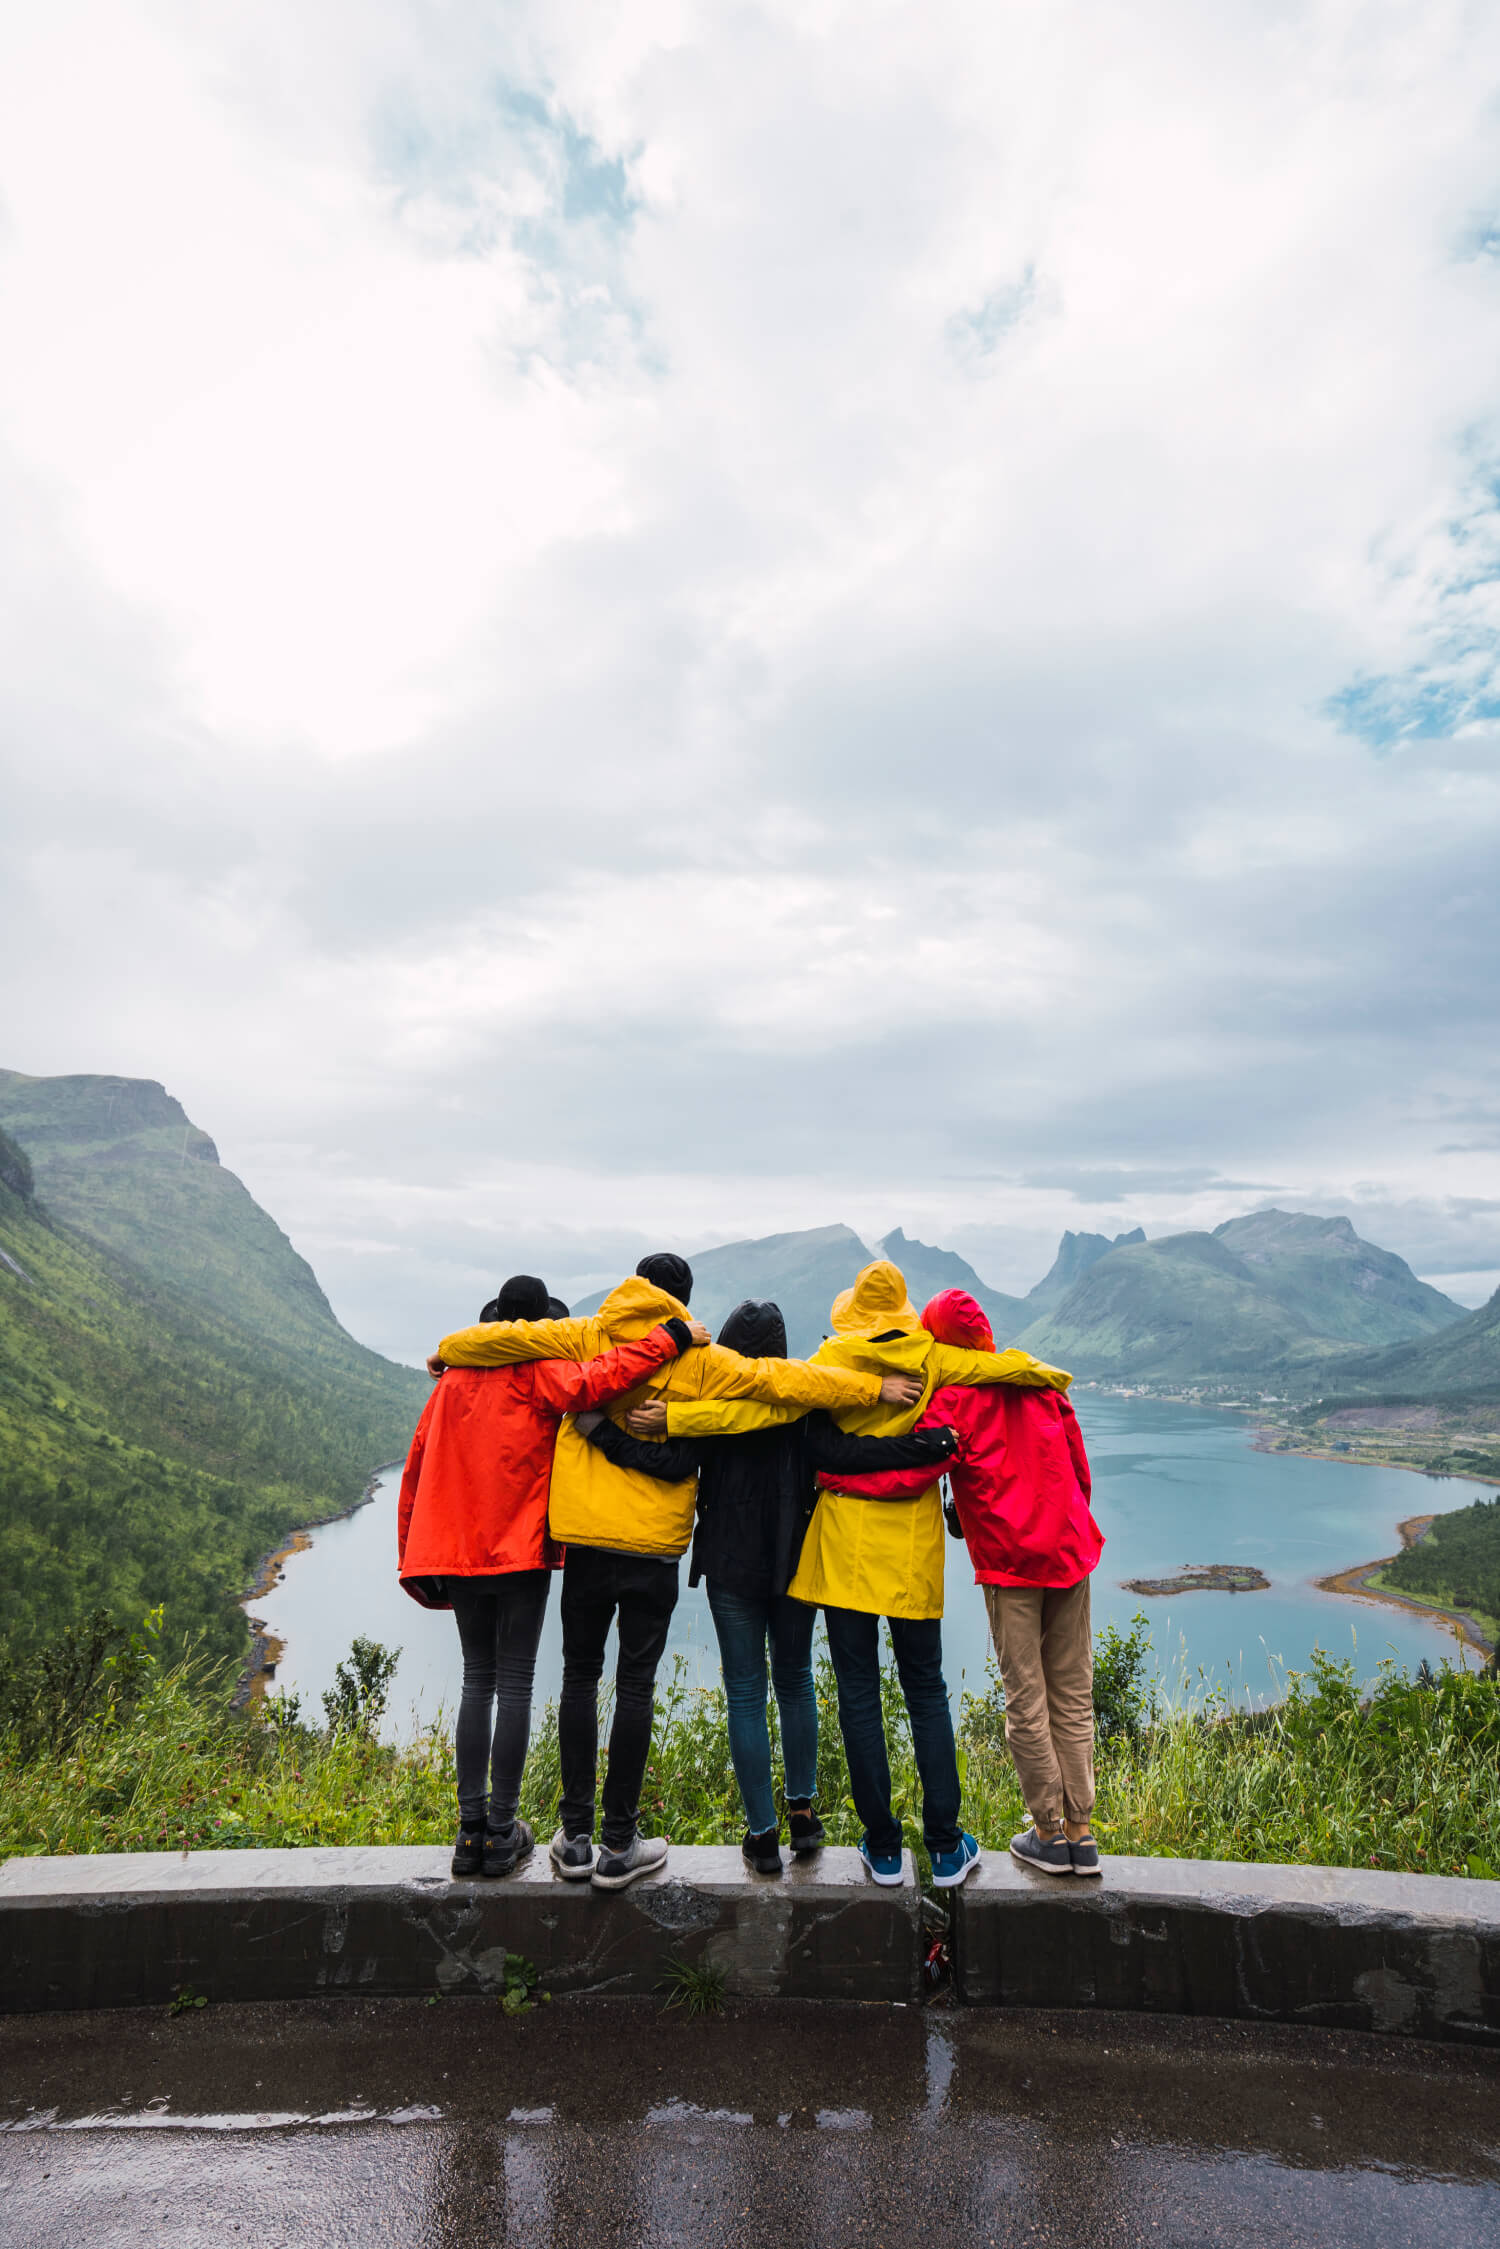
[
  {"xmin": 557, "ymin": 1546, "xmax": 679, "ymax": 1851},
  {"xmin": 822, "ymin": 1606, "xmax": 962, "ymax": 1857},
  {"xmin": 446, "ymin": 1570, "xmax": 552, "ymax": 1835},
  {"xmin": 705, "ymin": 1582, "xmax": 818, "ymax": 1834}
]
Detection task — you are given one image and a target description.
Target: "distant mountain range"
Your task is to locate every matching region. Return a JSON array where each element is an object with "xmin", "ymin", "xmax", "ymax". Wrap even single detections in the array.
[
  {"xmin": 0, "ymin": 1070, "xmax": 427, "ymax": 1660},
  {"xmin": 576, "ymin": 1207, "xmax": 1493, "ymax": 1393}
]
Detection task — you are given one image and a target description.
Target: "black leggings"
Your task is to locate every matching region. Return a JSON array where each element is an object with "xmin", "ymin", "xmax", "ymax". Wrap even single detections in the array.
[
  {"xmin": 446, "ymin": 1571, "xmax": 552, "ymax": 1834},
  {"xmin": 557, "ymin": 1546, "xmax": 679, "ymax": 1851}
]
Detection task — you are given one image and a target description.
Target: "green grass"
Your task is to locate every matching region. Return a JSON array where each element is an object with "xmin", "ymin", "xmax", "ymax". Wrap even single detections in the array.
[
  {"xmin": 2, "ymin": 1613, "xmax": 1495, "ymax": 1881},
  {"xmin": 1383, "ymin": 1493, "xmax": 1500, "ymax": 1633}
]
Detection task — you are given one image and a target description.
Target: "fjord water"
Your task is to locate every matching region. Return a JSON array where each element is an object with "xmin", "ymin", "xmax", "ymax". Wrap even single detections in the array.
[{"xmin": 249, "ymin": 1395, "xmax": 1493, "ymax": 1740}]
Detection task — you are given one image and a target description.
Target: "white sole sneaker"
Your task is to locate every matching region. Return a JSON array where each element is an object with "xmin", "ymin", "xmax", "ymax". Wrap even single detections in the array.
[
  {"xmin": 591, "ymin": 1836, "xmax": 668, "ymax": 1890},
  {"xmin": 549, "ymin": 1829, "xmax": 595, "ymax": 1881},
  {"xmin": 931, "ymin": 1845, "xmax": 982, "ymax": 1889}
]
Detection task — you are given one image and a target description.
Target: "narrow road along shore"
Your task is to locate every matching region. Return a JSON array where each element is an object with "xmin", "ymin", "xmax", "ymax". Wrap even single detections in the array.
[{"xmin": 1316, "ymin": 1513, "xmax": 1495, "ymax": 1660}]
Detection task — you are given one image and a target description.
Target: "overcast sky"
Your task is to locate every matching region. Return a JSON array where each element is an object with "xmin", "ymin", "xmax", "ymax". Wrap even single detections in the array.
[{"xmin": 3, "ymin": 0, "xmax": 1500, "ymax": 1364}]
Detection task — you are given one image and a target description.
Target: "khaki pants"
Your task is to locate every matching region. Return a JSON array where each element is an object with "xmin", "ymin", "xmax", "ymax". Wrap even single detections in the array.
[{"xmin": 983, "ymin": 1579, "xmax": 1095, "ymax": 1827}]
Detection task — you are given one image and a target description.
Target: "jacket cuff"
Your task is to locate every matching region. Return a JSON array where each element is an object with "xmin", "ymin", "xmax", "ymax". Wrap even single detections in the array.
[{"xmin": 660, "ymin": 1317, "xmax": 693, "ymax": 1355}]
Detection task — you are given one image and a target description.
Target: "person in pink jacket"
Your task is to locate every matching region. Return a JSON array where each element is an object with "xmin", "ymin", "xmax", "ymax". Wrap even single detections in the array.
[{"xmin": 821, "ymin": 1288, "xmax": 1105, "ymax": 1876}]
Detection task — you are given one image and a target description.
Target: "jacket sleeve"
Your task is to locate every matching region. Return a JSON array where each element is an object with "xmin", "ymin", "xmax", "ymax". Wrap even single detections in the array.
[
  {"xmin": 396, "ymin": 1393, "xmax": 436, "ymax": 1569},
  {"xmin": 1059, "ymin": 1394, "xmax": 1092, "ymax": 1501},
  {"xmin": 528, "ymin": 1326, "xmax": 683, "ymax": 1417},
  {"xmin": 581, "ymin": 1418, "xmax": 701, "ymax": 1482},
  {"xmin": 929, "ymin": 1343, "xmax": 1071, "ymax": 1392},
  {"xmin": 665, "ymin": 1396, "xmax": 804, "ymax": 1440},
  {"xmin": 696, "ymin": 1345, "xmax": 882, "ymax": 1414},
  {"xmin": 806, "ymin": 1414, "xmax": 957, "ymax": 1477},
  {"xmin": 436, "ymin": 1315, "xmax": 591, "ymax": 1367}
]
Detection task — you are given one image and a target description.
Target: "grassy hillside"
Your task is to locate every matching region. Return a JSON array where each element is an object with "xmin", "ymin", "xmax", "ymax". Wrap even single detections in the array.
[
  {"xmin": 0, "ymin": 1078, "xmax": 428, "ymax": 1664},
  {"xmin": 1309, "ymin": 1285, "xmax": 1500, "ymax": 1398},
  {"xmin": 1023, "ymin": 1227, "xmax": 1146, "ymax": 1315},
  {"xmin": 1022, "ymin": 1211, "xmax": 1468, "ymax": 1381}
]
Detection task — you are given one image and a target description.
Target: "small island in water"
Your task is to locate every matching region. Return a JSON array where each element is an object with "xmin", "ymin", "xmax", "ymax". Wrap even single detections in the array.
[{"xmin": 1122, "ymin": 1563, "xmax": 1270, "ymax": 1596}]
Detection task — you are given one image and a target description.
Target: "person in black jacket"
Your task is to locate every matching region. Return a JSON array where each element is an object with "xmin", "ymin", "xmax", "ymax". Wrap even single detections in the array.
[{"xmin": 575, "ymin": 1298, "xmax": 956, "ymax": 1875}]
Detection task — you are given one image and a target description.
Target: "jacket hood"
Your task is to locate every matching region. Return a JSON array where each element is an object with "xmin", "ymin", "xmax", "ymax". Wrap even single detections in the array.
[
  {"xmin": 921, "ymin": 1289, "xmax": 994, "ymax": 1351},
  {"xmin": 718, "ymin": 1298, "xmax": 786, "ymax": 1357},
  {"xmin": 596, "ymin": 1272, "xmax": 689, "ymax": 1337},
  {"xmin": 829, "ymin": 1260, "xmax": 920, "ymax": 1338}
]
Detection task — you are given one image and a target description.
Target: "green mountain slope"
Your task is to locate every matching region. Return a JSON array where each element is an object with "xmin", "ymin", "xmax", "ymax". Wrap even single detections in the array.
[
  {"xmin": 875, "ymin": 1228, "xmax": 1029, "ymax": 1338},
  {"xmin": 572, "ymin": 1224, "xmax": 877, "ymax": 1358},
  {"xmin": 1020, "ymin": 1212, "xmax": 1467, "ymax": 1381},
  {"xmin": 1024, "ymin": 1227, "xmax": 1145, "ymax": 1315},
  {"xmin": 1310, "ymin": 1285, "xmax": 1500, "ymax": 1399},
  {"xmin": 0, "ymin": 1079, "xmax": 427, "ymax": 1662},
  {"xmin": 1211, "ymin": 1210, "xmax": 1462, "ymax": 1345}
]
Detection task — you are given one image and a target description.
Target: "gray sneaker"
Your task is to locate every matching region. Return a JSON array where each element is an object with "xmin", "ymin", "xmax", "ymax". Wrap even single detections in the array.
[
  {"xmin": 1009, "ymin": 1825, "xmax": 1073, "ymax": 1876},
  {"xmin": 1068, "ymin": 1832, "xmax": 1102, "ymax": 1877},
  {"xmin": 591, "ymin": 1833, "xmax": 668, "ymax": 1890},
  {"xmin": 550, "ymin": 1828, "xmax": 595, "ymax": 1881}
]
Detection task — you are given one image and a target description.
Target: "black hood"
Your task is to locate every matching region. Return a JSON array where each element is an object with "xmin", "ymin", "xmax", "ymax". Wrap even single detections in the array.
[{"xmin": 718, "ymin": 1298, "xmax": 786, "ymax": 1358}]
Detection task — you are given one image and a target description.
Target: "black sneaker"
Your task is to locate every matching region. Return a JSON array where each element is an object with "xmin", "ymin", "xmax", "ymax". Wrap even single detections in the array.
[
  {"xmin": 451, "ymin": 1826, "xmax": 485, "ymax": 1878},
  {"xmin": 787, "ymin": 1806, "xmax": 825, "ymax": 1856},
  {"xmin": 549, "ymin": 1828, "xmax": 595, "ymax": 1881},
  {"xmin": 742, "ymin": 1826, "xmax": 783, "ymax": 1876},
  {"xmin": 1068, "ymin": 1832, "xmax": 1102, "ymax": 1877},
  {"xmin": 483, "ymin": 1818, "xmax": 534, "ymax": 1878},
  {"xmin": 1009, "ymin": 1825, "xmax": 1073, "ymax": 1876}
]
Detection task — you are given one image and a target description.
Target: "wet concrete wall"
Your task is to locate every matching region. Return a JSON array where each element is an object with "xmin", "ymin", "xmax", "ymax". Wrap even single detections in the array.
[
  {"xmin": 0, "ymin": 1845, "xmax": 922, "ymax": 2012},
  {"xmin": 951, "ymin": 1855, "xmax": 1500, "ymax": 2045},
  {"xmin": 3, "ymin": 1846, "xmax": 1497, "ymax": 2040}
]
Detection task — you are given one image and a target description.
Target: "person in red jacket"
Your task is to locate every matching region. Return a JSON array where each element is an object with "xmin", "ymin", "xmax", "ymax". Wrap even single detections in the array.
[
  {"xmin": 823, "ymin": 1287, "xmax": 1105, "ymax": 1877},
  {"xmin": 398, "ymin": 1273, "xmax": 706, "ymax": 1878}
]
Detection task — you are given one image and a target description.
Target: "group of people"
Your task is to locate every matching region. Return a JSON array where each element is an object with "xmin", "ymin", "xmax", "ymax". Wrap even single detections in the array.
[{"xmin": 397, "ymin": 1251, "xmax": 1105, "ymax": 1891}]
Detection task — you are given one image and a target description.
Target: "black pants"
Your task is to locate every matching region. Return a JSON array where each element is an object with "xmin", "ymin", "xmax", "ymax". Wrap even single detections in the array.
[
  {"xmin": 557, "ymin": 1545, "xmax": 679, "ymax": 1851},
  {"xmin": 446, "ymin": 1571, "xmax": 552, "ymax": 1835}
]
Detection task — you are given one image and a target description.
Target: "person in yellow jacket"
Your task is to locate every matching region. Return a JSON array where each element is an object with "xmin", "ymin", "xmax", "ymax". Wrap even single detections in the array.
[
  {"xmin": 429, "ymin": 1251, "xmax": 922, "ymax": 1891},
  {"xmin": 643, "ymin": 1258, "xmax": 1071, "ymax": 1891}
]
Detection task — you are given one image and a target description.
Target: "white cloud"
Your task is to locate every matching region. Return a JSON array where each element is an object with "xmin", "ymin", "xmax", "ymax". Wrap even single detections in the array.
[{"xmin": 1, "ymin": 0, "xmax": 1499, "ymax": 1359}]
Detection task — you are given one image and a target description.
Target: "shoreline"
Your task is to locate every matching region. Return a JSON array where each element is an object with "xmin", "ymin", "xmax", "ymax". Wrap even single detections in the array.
[
  {"xmin": 1314, "ymin": 1513, "xmax": 1496, "ymax": 1662},
  {"xmin": 1250, "ymin": 1426, "xmax": 1500, "ymax": 1488},
  {"xmin": 234, "ymin": 1463, "xmax": 396, "ymax": 1709}
]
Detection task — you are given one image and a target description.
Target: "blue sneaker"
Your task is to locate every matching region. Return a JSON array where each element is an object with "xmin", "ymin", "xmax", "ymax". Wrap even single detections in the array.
[
  {"xmin": 929, "ymin": 1832, "xmax": 982, "ymax": 1889},
  {"xmin": 858, "ymin": 1836, "xmax": 905, "ymax": 1886}
]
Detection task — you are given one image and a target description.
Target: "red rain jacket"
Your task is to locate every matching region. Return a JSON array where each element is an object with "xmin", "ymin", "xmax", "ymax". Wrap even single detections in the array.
[
  {"xmin": 397, "ymin": 1325, "xmax": 685, "ymax": 1603},
  {"xmin": 822, "ymin": 1290, "xmax": 1103, "ymax": 1590}
]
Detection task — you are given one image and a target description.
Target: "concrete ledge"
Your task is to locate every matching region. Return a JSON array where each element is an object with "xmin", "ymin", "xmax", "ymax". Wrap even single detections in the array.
[
  {"xmin": 952, "ymin": 1854, "xmax": 1500, "ymax": 2045},
  {"xmin": 0, "ymin": 1844, "xmax": 921, "ymax": 2013}
]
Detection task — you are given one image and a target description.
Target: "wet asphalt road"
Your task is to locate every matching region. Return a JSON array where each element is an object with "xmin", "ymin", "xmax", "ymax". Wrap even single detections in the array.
[{"xmin": 0, "ymin": 1997, "xmax": 1497, "ymax": 2248}]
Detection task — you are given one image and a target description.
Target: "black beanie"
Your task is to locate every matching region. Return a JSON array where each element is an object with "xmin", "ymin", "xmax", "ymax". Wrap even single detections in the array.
[
  {"xmin": 480, "ymin": 1274, "xmax": 550, "ymax": 1322},
  {"xmin": 636, "ymin": 1252, "xmax": 693, "ymax": 1305},
  {"xmin": 718, "ymin": 1299, "xmax": 786, "ymax": 1358}
]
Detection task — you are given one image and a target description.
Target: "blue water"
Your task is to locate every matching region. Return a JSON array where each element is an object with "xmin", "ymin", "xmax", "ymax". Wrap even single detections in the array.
[{"xmin": 248, "ymin": 1395, "xmax": 1492, "ymax": 1740}]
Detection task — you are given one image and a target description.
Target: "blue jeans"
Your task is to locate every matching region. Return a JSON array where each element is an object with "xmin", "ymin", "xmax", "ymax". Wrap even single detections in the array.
[
  {"xmin": 446, "ymin": 1571, "xmax": 551, "ymax": 1835},
  {"xmin": 705, "ymin": 1583, "xmax": 819, "ymax": 1834},
  {"xmin": 822, "ymin": 1606, "xmax": 962, "ymax": 1857}
]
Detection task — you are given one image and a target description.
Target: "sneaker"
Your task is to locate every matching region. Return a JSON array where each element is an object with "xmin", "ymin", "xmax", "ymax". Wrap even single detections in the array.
[
  {"xmin": 1068, "ymin": 1832, "xmax": 1102, "ymax": 1877},
  {"xmin": 929, "ymin": 1832, "xmax": 982, "ymax": 1889},
  {"xmin": 549, "ymin": 1828, "xmax": 595, "ymax": 1881},
  {"xmin": 787, "ymin": 1806, "xmax": 825, "ymax": 1856},
  {"xmin": 858, "ymin": 1836, "xmax": 906, "ymax": 1886},
  {"xmin": 742, "ymin": 1826, "xmax": 783, "ymax": 1876},
  {"xmin": 482, "ymin": 1818, "xmax": 534, "ymax": 1878},
  {"xmin": 450, "ymin": 1826, "xmax": 485, "ymax": 1878},
  {"xmin": 1009, "ymin": 1825, "xmax": 1073, "ymax": 1876},
  {"xmin": 591, "ymin": 1833, "xmax": 669, "ymax": 1890}
]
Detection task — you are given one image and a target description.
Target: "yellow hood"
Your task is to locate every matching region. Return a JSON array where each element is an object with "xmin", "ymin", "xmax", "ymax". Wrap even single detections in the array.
[{"xmin": 829, "ymin": 1260, "xmax": 921, "ymax": 1338}]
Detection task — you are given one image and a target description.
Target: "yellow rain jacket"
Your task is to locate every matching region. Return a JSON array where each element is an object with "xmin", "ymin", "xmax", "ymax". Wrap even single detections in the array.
[
  {"xmin": 434, "ymin": 1275, "xmax": 885, "ymax": 1560},
  {"xmin": 661, "ymin": 1260, "xmax": 1071, "ymax": 1620}
]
